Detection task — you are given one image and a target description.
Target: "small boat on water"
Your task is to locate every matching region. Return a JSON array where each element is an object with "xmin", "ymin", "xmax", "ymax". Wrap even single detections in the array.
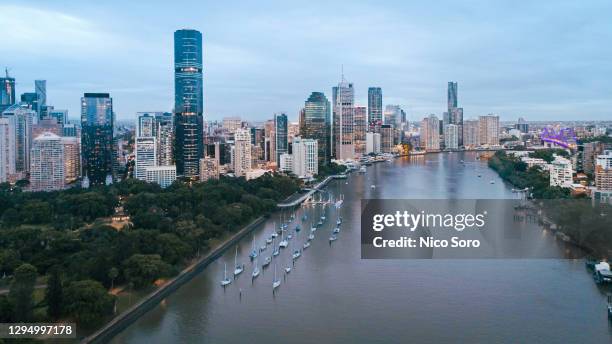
[
  {"xmin": 285, "ymin": 266, "xmax": 292, "ymax": 273},
  {"xmin": 490, "ymin": 180, "xmax": 495, "ymax": 184},
  {"xmin": 336, "ymin": 217, "xmax": 342, "ymax": 226},
  {"xmin": 279, "ymin": 232, "xmax": 288, "ymax": 248},
  {"xmin": 266, "ymin": 236, "xmax": 273, "ymax": 244},
  {"xmin": 308, "ymin": 233, "xmax": 315, "ymax": 240},
  {"xmin": 260, "ymin": 245, "xmax": 267, "ymax": 252},
  {"xmin": 252, "ymin": 258, "xmax": 260, "ymax": 279},
  {"xmin": 303, "ymin": 241, "xmax": 311, "ymax": 249},
  {"xmin": 292, "ymin": 249, "xmax": 301, "ymax": 260},
  {"xmin": 287, "ymin": 233, "xmax": 293, "ymax": 240},
  {"xmin": 220, "ymin": 263, "xmax": 231, "ymax": 286},
  {"xmin": 233, "ymin": 247, "xmax": 244, "ymax": 276},
  {"xmin": 295, "ymin": 225, "xmax": 301, "ymax": 232},
  {"xmin": 333, "ymin": 227, "xmax": 340, "ymax": 234},
  {"xmin": 371, "ymin": 184, "xmax": 376, "ymax": 189},
  {"xmin": 310, "ymin": 226, "xmax": 317, "ymax": 232},
  {"xmin": 317, "ymin": 220, "xmax": 323, "ymax": 226},
  {"xmin": 249, "ymin": 236, "xmax": 258, "ymax": 260},
  {"xmin": 262, "ymin": 256, "xmax": 271, "ymax": 267},
  {"xmin": 329, "ymin": 235, "xmax": 338, "ymax": 242},
  {"xmin": 358, "ymin": 166, "xmax": 366, "ymax": 173},
  {"xmin": 272, "ymin": 264, "xmax": 281, "ymax": 290}
]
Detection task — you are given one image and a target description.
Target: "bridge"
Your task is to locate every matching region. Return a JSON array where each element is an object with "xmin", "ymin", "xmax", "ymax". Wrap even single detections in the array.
[{"xmin": 540, "ymin": 127, "xmax": 577, "ymax": 150}]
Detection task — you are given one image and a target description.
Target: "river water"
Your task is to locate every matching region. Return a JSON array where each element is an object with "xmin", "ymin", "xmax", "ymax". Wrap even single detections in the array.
[{"xmin": 111, "ymin": 152, "xmax": 612, "ymax": 343}]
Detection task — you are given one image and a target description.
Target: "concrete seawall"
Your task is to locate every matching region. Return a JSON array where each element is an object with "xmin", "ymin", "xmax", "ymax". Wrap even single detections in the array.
[{"xmin": 81, "ymin": 216, "xmax": 266, "ymax": 344}]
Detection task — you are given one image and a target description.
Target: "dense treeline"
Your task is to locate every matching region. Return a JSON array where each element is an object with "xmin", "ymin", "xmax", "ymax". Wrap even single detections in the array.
[
  {"xmin": 0, "ymin": 173, "xmax": 300, "ymax": 326},
  {"xmin": 488, "ymin": 151, "xmax": 571, "ymax": 199}
]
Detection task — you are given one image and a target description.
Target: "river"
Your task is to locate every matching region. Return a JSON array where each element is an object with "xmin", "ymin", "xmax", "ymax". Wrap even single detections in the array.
[{"xmin": 111, "ymin": 151, "xmax": 612, "ymax": 343}]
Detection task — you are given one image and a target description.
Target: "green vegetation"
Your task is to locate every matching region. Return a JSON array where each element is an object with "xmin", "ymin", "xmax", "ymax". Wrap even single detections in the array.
[
  {"xmin": 488, "ymin": 151, "xmax": 571, "ymax": 199},
  {"xmin": 0, "ymin": 173, "xmax": 299, "ymax": 326},
  {"xmin": 528, "ymin": 148, "xmax": 569, "ymax": 163},
  {"xmin": 578, "ymin": 135, "xmax": 612, "ymax": 144},
  {"xmin": 317, "ymin": 162, "xmax": 347, "ymax": 179}
]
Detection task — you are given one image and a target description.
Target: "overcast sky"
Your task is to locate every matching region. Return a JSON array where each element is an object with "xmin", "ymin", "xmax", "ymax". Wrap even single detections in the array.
[{"xmin": 1, "ymin": 0, "xmax": 611, "ymax": 122}]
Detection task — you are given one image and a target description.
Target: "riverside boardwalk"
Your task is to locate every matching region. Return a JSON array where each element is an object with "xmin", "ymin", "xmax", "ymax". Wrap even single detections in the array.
[{"xmin": 277, "ymin": 175, "xmax": 346, "ymax": 208}]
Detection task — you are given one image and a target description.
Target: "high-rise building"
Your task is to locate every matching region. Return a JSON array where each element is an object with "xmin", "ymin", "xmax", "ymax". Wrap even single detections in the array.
[
  {"xmin": 368, "ymin": 87, "xmax": 383, "ymax": 125},
  {"xmin": 223, "ymin": 117, "xmax": 242, "ymax": 133},
  {"xmin": 447, "ymin": 81, "xmax": 458, "ymax": 111},
  {"xmin": 332, "ymin": 78, "xmax": 354, "ymax": 160},
  {"xmin": 30, "ymin": 132, "xmax": 64, "ymax": 192},
  {"xmin": 290, "ymin": 137, "xmax": 318, "ymax": 178},
  {"xmin": 20, "ymin": 92, "xmax": 40, "ymax": 118},
  {"xmin": 463, "ymin": 119, "xmax": 480, "ymax": 148},
  {"xmin": 199, "ymin": 157, "xmax": 219, "ymax": 181},
  {"xmin": 478, "ymin": 115, "xmax": 500, "ymax": 146},
  {"xmin": 35, "ymin": 80, "xmax": 46, "ymax": 115},
  {"xmin": 250, "ymin": 127, "xmax": 265, "ymax": 163},
  {"xmin": 444, "ymin": 124, "xmax": 459, "ymax": 150},
  {"xmin": 582, "ymin": 141, "xmax": 604, "ymax": 175},
  {"xmin": 63, "ymin": 123, "xmax": 77, "ymax": 137},
  {"xmin": 264, "ymin": 120, "xmax": 275, "ymax": 163},
  {"xmin": 145, "ymin": 165, "xmax": 176, "ymax": 188},
  {"xmin": 380, "ymin": 125, "xmax": 394, "ymax": 153},
  {"xmin": 1, "ymin": 104, "xmax": 35, "ymax": 177},
  {"xmin": 274, "ymin": 113, "xmax": 288, "ymax": 164},
  {"xmin": 48, "ymin": 109, "xmax": 68, "ymax": 124},
  {"xmin": 384, "ymin": 105, "xmax": 402, "ymax": 128},
  {"xmin": 233, "ymin": 128, "xmax": 251, "ymax": 177},
  {"xmin": 135, "ymin": 137, "xmax": 157, "ymax": 181},
  {"xmin": 549, "ymin": 155, "xmax": 573, "ymax": 188},
  {"xmin": 420, "ymin": 114, "xmax": 440, "ymax": 151},
  {"xmin": 32, "ymin": 118, "xmax": 62, "ymax": 139},
  {"xmin": 595, "ymin": 151, "xmax": 612, "ymax": 191},
  {"xmin": 515, "ymin": 117, "xmax": 529, "ymax": 134},
  {"xmin": 174, "ymin": 29, "xmax": 204, "ymax": 178},
  {"xmin": 81, "ymin": 93, "xmax": 114, "ymax": 185},
  {"xmin": 136, "ymin": 112, "xmax": 156, "ymax": 137},
  {"xmin": 0, "ymin": 118, "xmax": 13, "ymax": 182},
  {"xmin": 301, "ymin": 92, "xmax": 331, "ymax": 165},
  {"xmin": 0, "ymin": 70, "xmax": 16, "ymax": 113},
  {"xmin": 354, "ymin": 106, "xmax": 367, "ymax": 155},
  {"xmin": 366, "ymin": 132, "xmax": 381, "ymax": 154},
  {"xmin": 61, "ymin": 136, "xmax": 80, "ymax": 183}
]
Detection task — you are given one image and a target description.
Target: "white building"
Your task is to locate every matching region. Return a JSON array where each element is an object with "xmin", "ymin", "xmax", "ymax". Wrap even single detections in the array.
[
  {"xmin": 135, "ymin": 136, "xmax": 157, "ymax": 181},
  {"xmin": 279, "ymin": 153, "xmax": 293, "ymax": 173},
  {"xmin": 145, "ymin": 165, "xmax": 176, "ymax": 188},
  {"xmin": 595, "ymin": 150, "xmax": 612, "ymax": 191},
  {"xmin": 444, "ymin": 124, "xmax": 459, "ymax": 150},
  {"xmin": 521, "ymin": 157, "xmax": 548, "ymax": 169},
  {"xmin": 233, "ymin": 128, "xmax": 252, "ymax": 177},
  {"xmin": 2, "ymin": 104, "xmax": 35, "ymax": 178},
  {"xmin": 0, "ymin": 118, "xmax": 14, "ymax": 183},
  {"xmin": 291, "ymin": 137, "xmax": 318, "ymax": 178},
  {"xmin": 549, "ymin": 155, "xmax": 573, "ymax": 188},
  {"xmin": 366, "ymin": 132, "xmax": 381, "ymax": 154},
  {"xmin": 30, "ymin": 132, "xmax": 64, "ymax": 192}
]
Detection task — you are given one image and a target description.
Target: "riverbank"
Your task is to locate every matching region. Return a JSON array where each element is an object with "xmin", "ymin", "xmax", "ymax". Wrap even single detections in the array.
[{"xmin": 80, "ymin": 216, "xmax": 266, "ymax": 344}]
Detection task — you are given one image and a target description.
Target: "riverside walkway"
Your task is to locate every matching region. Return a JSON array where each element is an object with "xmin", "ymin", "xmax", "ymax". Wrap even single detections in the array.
[{"xmin": 277, "ymin": 174, "xmax": 346, "ymax": 208}]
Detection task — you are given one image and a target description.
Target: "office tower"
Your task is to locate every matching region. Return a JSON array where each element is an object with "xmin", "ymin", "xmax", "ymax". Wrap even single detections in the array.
[
  {"xmin": 1, "ymin": 104, "xmax": 34, "ymax": 176},
  {"xmin": 136, "ymin": 112, "xmax": 156, "ymax": 137},
  {"xmin": 332, "ymin": 77, "xmax": 354, "ymax": 160},
  {"xmin": 380, "ymin": 124, "xmax": 393, "ymax": 153},
  {"xmin": 154, "ymin": 112, "xmax": 174, "ymax": 166},
  {"xmin": 48, "ymin": 109, "xmax": 68, "ymax": 124},
  {"xmin": 0, "ymin": 69, "xmax": 16, "ymax": 113},
  {"xmin": 61, "ymin": 136, "xmax": 80, "ymax": 183},
  {"xmin": 30, "ymin": 132, "xmax": 64, "ymax": 191},
  {"xmin": 582, "ymin": 141, "xmax": 604, "ymax": 175},
  {"xmin": 274, "ymin": 113, "xmax": 288, "ymax": 164},
  {"xmin": 145, "ymin": 165, "xmax": 176, "ymax": 188},
  {"xmin": 223, "ymin": 117, "xmax": 242, "ymax": 133},
  {"xmin": 447, "ymin": 82, "xmax": 458, "ymax": 111},
  {"xmin": 63, "ymin": 124, "xmax": 77, "ymax": 137},
  {"xmin": 199, "ymin": 157, "xmax": 219, "ymax": 181},
  {"xmin": 515, "ymin": 117, "xmax": 529, "ymax": 134},
  {"xmin": 174, "ymin": 29, "xmax": 204, "ymax": 178},
  {"xmin": 32, "ymin": 118, "xmax": 62, "ymax": 139},
  {"xmin": 251, "ymin": 127, "xmax": 265, "ymax": 162},
  {"xmin": 384, "ymin": 105, "xmax": 402, "ymax": 128},
  {"xmin": 368, "ymin": 87, "xmax": 383, "ymax": 125},
  {"xmin": 420, "ymin": 114, "xmax": 440, "ymax": 151},
  {"xmin": 0, "ymin": 118, "xmax": 12, "ymax": 182},
  {"xmin": 366, "ymin": 132, "xmax": 381, "ymax": 154},
  {"xmin": 279, "ymin": 153, "xmax": 293, "ymax": 173},
  {"xmin": 20, "ymin": 92, "xmax": 40, "ymax": 118},
  {"xmin": 135, "ymin": 137, "xmax": 157, "ymax": 181},
  {"xmin": 301, "ymin": 92, "xmax": 331, "ymax": 165},
  {"xmin": 264, "ymin": 120, "xmax": 275, "ymax": 162},
  {"xmin": 288, "ymin": 122, "xmax": 300, "ymax": 142},
  {"xmin": 233, "ymin": 128, "xmax": 251, "ymax": 177},
  {"xmin": 450, "ymin": 107, "xmax": 463, "ymax": 146},
  {"xmin": 290, "ymin": 137, "xmax": 318, "ymax": 178},
  {"xmin": 478, "ymin": 115, "xmax": 500, "ymax": 146},
  {"xmin": 81, "ymin": 93, "xmax": 114, "ymax": 185},
  {"xmin": 444, "ymin": 124, "xmax": 459, "ymax": 150},
  {"xmin": 595, "ymin": 151, "xmax": 612, "ymax": 191},
  {"xmin": 463, "ymin": 119, "xmax": 480, "ymax": 148},
  {"xmin": 354, "ymin": 106, "xmax": 367, "ymax": 155},
  {"xmin": 35, "ymin": 80, "xmax": 46, "ymax": 109}
]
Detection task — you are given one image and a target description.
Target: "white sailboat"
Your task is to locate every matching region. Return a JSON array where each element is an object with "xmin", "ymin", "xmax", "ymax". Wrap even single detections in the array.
[
  {"xmin": 285, "ymin": 266, "xmax": 292, "ymax": 273},
  {"xmin": 233, "ymin": 247, "xmax": 244, "ymax": 276},
  {"xmin": 249, "ymin": 235, "xmax": 258, "ymax": 260},
  {"xmin": 272, "ymin": 263, "xmax": 281, "ymax": 290},
  {"xmin": 329, "ymin": 234, "xmax": 338, "ymax": 242},
  {"xmin": 272, "ymin": 236, "xmax": 280, "ymax": 256},
  {"xmin": 333, "ymin": 227, "xmax": 340, "ymax": 234},
  {"xmin": 279, "ymin": 228, "xmax": 288, "ymax": 248},
  {"xmin": 303, "ymin": 241, "xmax": 311, "ymax": 249},
  {"xmin": 252, "ymin": 257, "xmax": 260, "ymax": 279},
  {"xmin": 308, "ymin": 233, "xmax": 315, "ymax": 240},
  {"xmin": 262, "ymin": 256, "xmax": 271, "ymax": 267},
  {"xmin": 221, "ymin": 262, "xmax": 231, "ymax": 286}
]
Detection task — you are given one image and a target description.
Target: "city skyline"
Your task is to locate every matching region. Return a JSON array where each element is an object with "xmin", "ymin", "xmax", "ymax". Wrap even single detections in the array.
[{"xmin": 1, "ymin": 1, "xmax": 612, "ymax": 122}]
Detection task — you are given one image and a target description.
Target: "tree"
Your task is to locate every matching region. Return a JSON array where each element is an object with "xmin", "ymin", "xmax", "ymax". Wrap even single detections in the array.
[
  {"xmin": 123, "ymin": 254, "xmax": 171, "ymax": 289},
  {"xmin": 46, "ymin": 266, "xmax": 63, "ymax": 319},
  {"xmin": 64, "ymin": 280, "xmax": 114, "ymax": 327},
  {"xmin": 8, "ymin": 263, "xmax": 37, "ymax": 322},
  {"xmin": 108, "ymin": 267, "xmax": 118, "ymax": 290}
]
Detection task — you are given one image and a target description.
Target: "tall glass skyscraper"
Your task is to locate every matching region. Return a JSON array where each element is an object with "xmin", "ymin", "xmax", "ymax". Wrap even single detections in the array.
[
  {"xmin": 368, "ymin": 87, "xmax": 382, "ymax": 125},
  {"xmin": 174, "ymin": 29, "xmax": 204, "ymax": 178},
  {"xmin": 447, "ymin": 81, "xmax": 458, "ymax": 111},
  {"xmin": 301, "ymin": 92, "xmax": 331, "ymax": 165},
  {"xmin": 81, "ymin": 93, "xmax": 114, "ymax": 185},
  {"xmin": 274, "ymin": 113, "xmax": 288, "ymax": 164},
  {"xmin": 332, "ymin": 78, "xmax": 354, "ymax": 160},
  {"xmin": 0, "ymin": 70, "xmax": 16, "ymax": 113}
]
